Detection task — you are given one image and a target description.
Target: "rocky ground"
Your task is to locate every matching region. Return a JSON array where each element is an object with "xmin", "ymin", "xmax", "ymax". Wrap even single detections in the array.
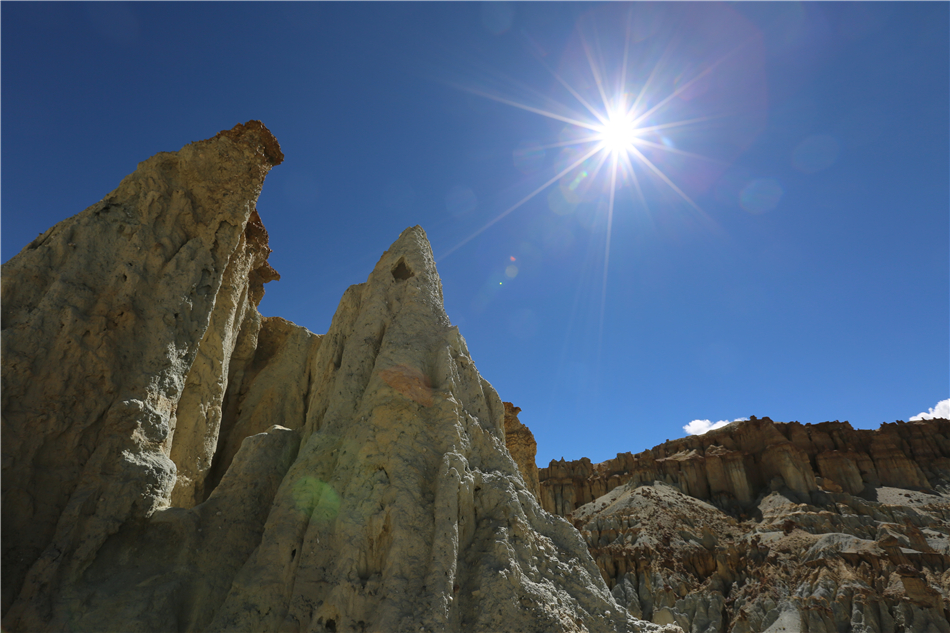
[{"xmin": 538, "ymin": 418, "xmax": 950, "ymax": 632}]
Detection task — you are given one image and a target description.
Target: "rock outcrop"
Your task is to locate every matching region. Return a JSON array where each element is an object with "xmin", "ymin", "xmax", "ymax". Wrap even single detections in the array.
[
  {"xmin": 539, "ymin": 417, "xmax": 950, "ymax": 517},
  {"xmin": 2, "ymin": 120, "xmax": 282, "ymax": 620},
  {"xmin": 1, "ymin": 123, "xmax": 676, "ymax": 633},
  {"xmin": 539, "ymin": 418, "xmax": 950, "ymax": 632},
  {"xmin": 504, "ymin": 402, "xmax": 542, "ymax": 502}
]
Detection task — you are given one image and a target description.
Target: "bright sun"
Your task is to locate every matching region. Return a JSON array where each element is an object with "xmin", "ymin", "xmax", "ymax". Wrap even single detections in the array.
[
  {"xmin": 597, "ymin": 107, "xmax": 639, "ymax": 155},
  {"xmin": 443, "ymin": 3, "xmax": 763, "ymax": 265}
]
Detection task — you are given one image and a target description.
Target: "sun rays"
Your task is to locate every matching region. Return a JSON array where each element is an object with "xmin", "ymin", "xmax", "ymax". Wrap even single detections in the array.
[
  {"xmin": 440, "ymin": 11, "xmax": 743, "ymax": 263},
  {"xmin": 437, "ymin": 5, "xmax": 768, "ymax": 385}
]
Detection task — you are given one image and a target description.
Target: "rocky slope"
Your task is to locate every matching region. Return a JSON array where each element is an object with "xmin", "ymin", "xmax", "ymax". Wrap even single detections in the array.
[
  {"xmin": 539, "ymin": 417, "xmax": 950, "ymax": 632},
  {"xmin": 1, "ymin": 122, "xmax": 677, "ymax": 633}
]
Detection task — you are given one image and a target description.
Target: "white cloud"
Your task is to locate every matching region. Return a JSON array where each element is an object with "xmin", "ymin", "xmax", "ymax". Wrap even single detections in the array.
[
  {"xmin": 683, "ymin": 417, "xmax": 748, "ymax": 436},
  {"xmin": 909, "ymin": 399, "xmax": 950, "ymax": 421}
]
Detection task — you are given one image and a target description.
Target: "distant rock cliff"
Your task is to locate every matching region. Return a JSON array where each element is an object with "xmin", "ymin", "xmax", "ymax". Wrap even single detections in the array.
[
  {"xmin": 1, "ymin": 123, "xmax": 677, "ymax": 633},
  {"xmin": 539, "ymin": 417, "xmax": 950, "ymax": 632},
  {"xmin": 539, "ymin": 417, "xmax": 949, "ymax": 516}
]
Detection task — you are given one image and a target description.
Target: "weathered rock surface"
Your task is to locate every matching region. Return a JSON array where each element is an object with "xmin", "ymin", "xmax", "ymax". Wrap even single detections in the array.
[
  {"xmin": 1, "ymin": 125, "xmax": 678, "ymax": 632},
  {"xmin": 539, "ymin": 417, "xmax": 950, "ymax": 516},
  {"xmin": 539, "ymin": 418, "xmax": 950, "ymax": 632},
  {"xmin": 504, "ymin": 402, "xmax": 542, "ymax": 502},
  {"xmin": 2, "ymin": 120, "xmax": 282, "ymax": 622}
]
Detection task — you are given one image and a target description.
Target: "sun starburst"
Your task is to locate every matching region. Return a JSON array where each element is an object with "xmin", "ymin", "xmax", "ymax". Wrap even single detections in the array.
[
  {"xmin": 441, "ymin": 4, "xmax": 767, "ymax": 368},
  {"xmin": 596, "ymin": 101, "xmax": 640, "ymax": 155}
]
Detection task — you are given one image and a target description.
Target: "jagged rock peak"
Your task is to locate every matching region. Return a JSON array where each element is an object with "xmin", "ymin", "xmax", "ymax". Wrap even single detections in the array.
[
  {"xmin": 2, "ymin": 120, "xmax": 283, "ymax": 625},
  {"xmin": 2, "ymin": 125, "xmax": 677, "ymax": 633},
  {"xmin": 210, "ymin": 119, "xmax": 284, "ymax": 167}
]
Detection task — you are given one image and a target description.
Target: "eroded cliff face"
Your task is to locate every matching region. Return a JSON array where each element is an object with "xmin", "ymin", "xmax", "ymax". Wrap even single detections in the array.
[
  {"xmin": 539, "ymin": 417, "xmax": 950, "ymax": 515},
  {"xmin": 1, "ymin": 124, "xmax": 676, "ymax": 633},
  {"xmin": 539, "ymin": 418, "xmax": 950, "ymax": 632},
  {"xmin": 1, "ymin": 121, "xmax": 282, "ymax": 621}
]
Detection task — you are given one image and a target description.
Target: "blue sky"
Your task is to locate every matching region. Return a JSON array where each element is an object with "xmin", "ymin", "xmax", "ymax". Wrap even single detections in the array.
[{"xmin": 3, "ymin": 2, "xmax": 947, "ymax": 466}]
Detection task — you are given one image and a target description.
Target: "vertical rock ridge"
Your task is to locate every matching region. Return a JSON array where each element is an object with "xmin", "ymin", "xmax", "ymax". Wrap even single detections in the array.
[
  {"xmin": 504, "ymin": 402, "xmax": 542, "ymax": 502},
  {"xmin": 1, "ymin": 121, "xmax": 281, "ymax": 626}
]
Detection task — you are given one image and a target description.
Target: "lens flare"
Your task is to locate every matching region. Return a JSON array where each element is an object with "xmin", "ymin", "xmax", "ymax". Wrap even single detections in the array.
[{"xmin": 442, "ymin": 3, "xmax": 766, "ymax": 262}]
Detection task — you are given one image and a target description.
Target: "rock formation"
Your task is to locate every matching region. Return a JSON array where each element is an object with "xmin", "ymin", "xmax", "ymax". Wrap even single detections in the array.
[
  {"xmin": 539, "ymin": 417, "xmax": 950, "ymax": 515},
  {"xmin": 504, "ymin": 402, "xmax": 542, "ymax": 502},
  {"xmin": 539, "ymin": 417, "xmax": 950, "ymax": 632},
  {"xmin": 2, "ymin": 120, "xmax": 283, "ymax": 620},
  {"xmin": 1, "ymin": 123, "xmax": 677, "ymax": 633}
]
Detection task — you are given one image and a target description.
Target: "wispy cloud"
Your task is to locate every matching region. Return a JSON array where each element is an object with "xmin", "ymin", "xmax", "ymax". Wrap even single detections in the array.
[
  {"xmin": 683, "ymin": 417, "xmax": 748, "ymax": 436},
  {"xmin": 909, "ymin": 399, "xmax": 950, "ymax": 421}
]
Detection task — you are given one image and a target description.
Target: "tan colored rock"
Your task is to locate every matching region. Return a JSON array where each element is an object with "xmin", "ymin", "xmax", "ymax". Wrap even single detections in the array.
[
  {"xmin": 503, "ymin": 402, "xmax": 542, "ymax": 502},
  {"xmin": 204, "ymin": 315, "xmax": 322, "ymax": 495},
  {"xmin": 541, "ymin": 418, "xmax": 950, "ymax": 633},
  {"xmin": 204, "ymin": 227, "xmax": 652, "ymax": 633},
  {"xmin": 816, "ymin": 450, "xmax": 866, "ymax": 495},
  {"xmin": 1, "ymin": 125, "xmax": 679, "ymax": 632},
  {"xmin": 1, "ymin": 121, "xmax": 282, "ymax": 622},
  {"xmin": 539, "ymin": 417, "xmax": 950, "ymax": 516}
]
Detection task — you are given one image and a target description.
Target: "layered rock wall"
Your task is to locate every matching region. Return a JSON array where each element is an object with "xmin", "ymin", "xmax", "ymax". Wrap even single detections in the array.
[
  {"xmin": 539, "ymin": 416, "xmax": 950, "ymax": 517},
  {"xmin": 539, "ymin": 418, "xmax": 950, "ymax": 633}
]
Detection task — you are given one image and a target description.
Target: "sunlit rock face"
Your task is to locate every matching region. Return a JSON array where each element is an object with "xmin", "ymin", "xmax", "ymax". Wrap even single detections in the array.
[
  {"xmin": 504, "ymin": 402, "xmax": 542, "ymax": 502},
  {"xmin": 1, "ymin": 124, "xmax": 679, "ymax": 633},
  {"xmin": 1, "ymin": 120, "xmax": 283, "ymax": 623},
  {"xmin": 540, "ymin": 418, "xmax": 950, "ymax": 632}
]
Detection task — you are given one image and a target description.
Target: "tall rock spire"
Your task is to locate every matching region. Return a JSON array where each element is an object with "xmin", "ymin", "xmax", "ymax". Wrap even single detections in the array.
[
  {"xmin": 2, "ymin": 121, "xmax": 282, "ymax": 625},
  {"xmin": 1, "ymin": 125, "xmax": 675, "ymax": 632},
  {"xmin": 205, "ymin": 225, "xmax": 647, "ymax": 632}
]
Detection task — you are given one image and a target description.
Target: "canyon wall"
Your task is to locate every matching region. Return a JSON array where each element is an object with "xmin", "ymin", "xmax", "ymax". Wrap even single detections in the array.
[
  {"xmin": 539, "ymin": 416, "xmax": 950, "ymax": 517},
  {"xmin": 538, "ymin": 417, "xmax": 950, "ymax": 632},
  {"xmin": 1, "ymin": 123, "xmax": 675, "ymax": 633}
]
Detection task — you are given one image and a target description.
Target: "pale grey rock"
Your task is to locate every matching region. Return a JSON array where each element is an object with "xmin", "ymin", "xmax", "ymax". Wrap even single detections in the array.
[{"xmin": 206, "ymin": 226, "xmax": 661, "ymax": 633}]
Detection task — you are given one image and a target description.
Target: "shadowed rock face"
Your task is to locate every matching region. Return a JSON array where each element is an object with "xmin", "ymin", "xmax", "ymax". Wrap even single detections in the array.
[
  {"xmin": 539, "ymin": 418, "xmax": 950, "ymax": 632},
  {"xmin": 1, "ymin": 124, "xmax": 677, "ymax": 633},
  {"xmin": 504, "ymin": 402, "xmax": 542, "ymax": 502}
]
